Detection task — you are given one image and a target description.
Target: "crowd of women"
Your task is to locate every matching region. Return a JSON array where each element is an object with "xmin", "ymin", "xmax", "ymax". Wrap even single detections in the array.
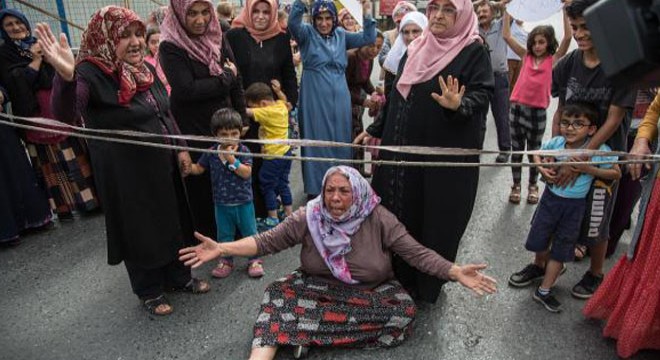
[{"xmin": 0, "ymin": 0, "xmax": 658, "ymax": 359}]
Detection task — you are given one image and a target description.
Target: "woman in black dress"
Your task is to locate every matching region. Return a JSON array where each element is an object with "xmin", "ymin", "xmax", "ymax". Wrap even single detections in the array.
[{"xmin": 366, "ymin": 0, "xmax": 494, "ymax": 303}]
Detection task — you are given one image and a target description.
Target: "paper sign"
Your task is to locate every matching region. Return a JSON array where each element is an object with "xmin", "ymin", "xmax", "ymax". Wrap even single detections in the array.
[
  {"xmin": 507, "ymin": 0, "xmax": 563, "ymax": 22},
  {"xmin": 337, "ymin": 0, "xmax": 364, "ymax": 28}
]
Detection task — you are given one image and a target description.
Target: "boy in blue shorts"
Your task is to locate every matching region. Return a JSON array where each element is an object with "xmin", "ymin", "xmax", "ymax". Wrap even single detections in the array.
[
  {"xmin": 508, "ymin": 103, "xmax": 621, "ymax": 313},
  {"xmin": 245, "ymin": 80, "xmax": 294, "ymax": 229},
  {"xmin": 189, "ymin": 108, "xmax": 264, "ymax": 278}
]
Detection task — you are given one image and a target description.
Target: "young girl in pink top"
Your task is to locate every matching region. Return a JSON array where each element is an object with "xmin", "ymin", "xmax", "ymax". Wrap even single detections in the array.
[{"xmin": 503, "ymin": 7, "xmax": 571, "ymax": 204}]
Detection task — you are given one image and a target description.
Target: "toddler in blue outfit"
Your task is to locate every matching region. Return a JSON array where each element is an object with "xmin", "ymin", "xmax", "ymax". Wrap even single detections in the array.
[{"xmin": 189, "ymin": 108, "xmax": 264, "ymax": 278}]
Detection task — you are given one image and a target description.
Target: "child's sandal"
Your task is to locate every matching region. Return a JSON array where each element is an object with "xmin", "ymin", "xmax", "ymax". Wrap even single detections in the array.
[
  {"xmin": 509, "ymin": 185, "xmax": 522, "ymax": 204},
  {"xmin": 527, "ymin": 184, "xmax": 540, "ymax": 204},
  {"xmin": 143, "ymin": 295, "xmax": 173, "ymax": 316}
]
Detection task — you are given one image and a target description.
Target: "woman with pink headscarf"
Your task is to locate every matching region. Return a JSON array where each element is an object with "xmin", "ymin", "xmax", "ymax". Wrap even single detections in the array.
[
  {"xmin": 225, "ymin": 0, "xmax": 298, "ymax": 221},
  {"xmin": 369, "ymin": 0, "xmax": 494, "ymax": 303},
  {"xmin": 159, "ymin": 0, "xmax": 247, "ymax": 240}
]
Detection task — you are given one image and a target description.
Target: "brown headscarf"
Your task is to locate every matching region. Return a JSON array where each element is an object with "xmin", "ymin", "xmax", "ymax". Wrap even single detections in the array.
[
  {"xmin": 231, "ymin": 0, "xmax": 283, "ymax": 43},
  {"xmin": 77, "ymin": 6, "xmax": 154, "ymax": 105}
]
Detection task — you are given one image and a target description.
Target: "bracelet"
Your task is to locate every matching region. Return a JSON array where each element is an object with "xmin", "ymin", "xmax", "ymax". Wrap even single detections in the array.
[{"xmin": 228, "ymin": 158, "xmax": 241, "ymax": 171}]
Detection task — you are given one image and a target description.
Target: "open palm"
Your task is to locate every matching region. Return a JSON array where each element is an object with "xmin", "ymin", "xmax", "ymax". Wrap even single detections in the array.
[
  {"xmin": 178, "ymin": 232, "xmax": 224, "ymax": 269},
  {"xmin": 431, "ymin": 75, "xmax": 465, "ymax": 111},
  {"xmin": 34, "ymin": 22, "xmax": 75, "ymax": 81},
  {"xmin": 455, "ymin": 264, "xmax": 497, "ymax": 296}
]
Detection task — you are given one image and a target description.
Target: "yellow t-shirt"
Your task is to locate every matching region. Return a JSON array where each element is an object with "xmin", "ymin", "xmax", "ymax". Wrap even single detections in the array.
[{"xmin": 252, "ymin": 100, "xmax": 290, "ymax": 156}]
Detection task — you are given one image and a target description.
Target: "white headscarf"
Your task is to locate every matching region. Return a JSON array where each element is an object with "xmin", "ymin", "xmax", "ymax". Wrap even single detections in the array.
[{"xmin": 382, "ymin": 11, "xmax": 428, "ymax": 75}]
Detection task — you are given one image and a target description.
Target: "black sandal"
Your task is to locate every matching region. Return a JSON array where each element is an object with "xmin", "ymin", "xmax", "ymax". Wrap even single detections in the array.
[
  {"xmin": 174, "ymin": 278, "xmax": 211, "ymax": 294},
  {"xmin": 574, "ymin": 244, "xmax": 588, "ymax": 262},
  {"xmin": 143, "ymin": 295, "xmax": 173, "ymax": 316}
]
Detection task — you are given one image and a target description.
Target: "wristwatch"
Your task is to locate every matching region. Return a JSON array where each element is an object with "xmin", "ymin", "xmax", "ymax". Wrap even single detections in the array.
[{"xmin": 227, "ymin": 159, "xmax": 241, "ymax": 171}]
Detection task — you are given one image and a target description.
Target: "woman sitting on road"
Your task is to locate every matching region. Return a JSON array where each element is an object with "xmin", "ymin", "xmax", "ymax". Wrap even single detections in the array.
[{"xmin": 180, "ymin": 165, "xmax": 497, "ymax": 359}]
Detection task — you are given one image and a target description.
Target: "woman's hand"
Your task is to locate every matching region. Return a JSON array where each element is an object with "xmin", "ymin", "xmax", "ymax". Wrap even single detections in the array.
[
  {"xmin": 431, "ymin": 75, "xmax": 465, "ymax": 111},
  {"xmin": 628, "ymin": 137, "xmax": 652, "ymax": 180},
  {"xmin": 450, "ymin": 264, "xmax": 497, "ymax": 296},
  {"xmin": 224, "ymin": 60, "xmax": 238, "ymax": 77},
  {"xmin": 179, "ymin": 232, "xmax": 225, "ymax": 268},
  {"xmin": 177, "ymin": 151, "xmax": 192, "ymax": 176},
  {"xmin": 34, "ymin": 23, "xmax": 75, "ymax": 81},
  {"xmin": 353, "ymin": 130, "xmax": 372, "ymax": 145},
  {"xmin": 362, "ymin": 0, "xmax": 373, "ymax": 16}
]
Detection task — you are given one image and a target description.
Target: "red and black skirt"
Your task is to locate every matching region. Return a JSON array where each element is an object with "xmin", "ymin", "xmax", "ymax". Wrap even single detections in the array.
[{"xmin": 252, "ymin": 271, "xmax": 417, "ymax": 349}]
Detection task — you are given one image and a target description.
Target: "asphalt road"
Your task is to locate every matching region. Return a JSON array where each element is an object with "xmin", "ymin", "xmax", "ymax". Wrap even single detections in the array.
[{"xmin": 2, "ymin": 96, "xmax": 659, "ymax": 360}]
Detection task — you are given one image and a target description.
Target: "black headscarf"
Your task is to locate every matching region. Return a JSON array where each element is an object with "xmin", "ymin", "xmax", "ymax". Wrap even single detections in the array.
[{"xmin": 0, "ymin": 9, "xmax": 55, "ymax": 116}]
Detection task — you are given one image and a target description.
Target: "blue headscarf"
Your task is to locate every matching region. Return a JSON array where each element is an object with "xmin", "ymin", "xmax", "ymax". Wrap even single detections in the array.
[
  {"xmin": 311, "ymin": 0, "xmax": 338, "ymax": 36},
  {"xmin": 0, "ymin": 9, "xmax": 37, "ymax": 54}
]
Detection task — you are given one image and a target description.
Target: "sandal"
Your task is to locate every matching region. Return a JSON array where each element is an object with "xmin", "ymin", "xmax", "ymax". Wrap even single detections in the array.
[
  {"xmin": 527, "ymin": 184, "xmax": 540, "ymax": 204},
  {"xmin": 509, "ymin": 184, "xmax": 522, "ymax": 204},
  {"xmin": 169, "ymin": 278, "xmax": 211, "ymax": 294},
  {"xmin": 574, "ymin": 244, "xmax": 588, "ymax": 262},
  {"xmin": 143, "ymin": 295, "xmax": 173, "ymax": 316}
]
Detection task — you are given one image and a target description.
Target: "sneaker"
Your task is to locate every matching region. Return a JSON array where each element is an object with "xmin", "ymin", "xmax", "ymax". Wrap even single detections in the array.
[
  {"xmin": 496, "ymin": 153, "xmax": 509, "ymax": 163},
  {"xmin": 509, "ymin": 263, "xmax": 545, "ymax": 287},
  {"xmin": 533, "ymin": 288, "xmax": 562, "ymax": 313},
  {"xmin": 211, "ymin": 259, "xmax": 233, "ymax": 278},
  {"xmin": 264, "ymin": 217, "xmax": 280, "ymax": 229},
  {"xmin": 571, "ymin": 271, "xmax": 603, "ymax": 299},
  {"xmin": 248, "ymin": 259, "xmax": 264, "ymax": 278}
]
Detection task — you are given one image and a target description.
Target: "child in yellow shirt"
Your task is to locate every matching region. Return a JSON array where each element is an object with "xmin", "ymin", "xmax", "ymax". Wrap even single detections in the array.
[{"xmin": 245, "ymin": 80, "xmax": 294, "ymax": 228}]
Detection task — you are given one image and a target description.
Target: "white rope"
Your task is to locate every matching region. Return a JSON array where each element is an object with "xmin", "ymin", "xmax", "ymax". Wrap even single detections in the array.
[{"xmin": 2, "ymin": 114, "xmax": 659, "ymax": 168}]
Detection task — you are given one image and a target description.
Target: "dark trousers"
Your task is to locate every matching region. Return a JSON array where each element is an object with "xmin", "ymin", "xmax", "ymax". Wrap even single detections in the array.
[
  {"xmin": 491, "ymin": 71, "xmax": 512, "ymax": 151},
  {"xmin": 259, "ymin": 151, "xmax": 293, "ymax": 211},
  {"xmin": 124, "ymin": 259, "xmax": 191, "ymax": 300}
]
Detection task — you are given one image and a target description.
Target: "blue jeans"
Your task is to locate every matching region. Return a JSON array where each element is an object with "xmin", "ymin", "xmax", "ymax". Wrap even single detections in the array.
[
  {"xmin": 214, "ymin": 202, "xmax": 258, "ymax": 261},
  {"xmin": 491, "ymin": 71, "xmax": 511, "ymax": 151},
  {"xmin": 259, "ymin": 151, "xmax": 293, "ymax": 211}
]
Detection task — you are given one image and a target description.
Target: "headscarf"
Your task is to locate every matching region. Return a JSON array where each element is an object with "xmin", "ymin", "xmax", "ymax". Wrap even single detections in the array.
[
  {"xmin": 396, "ymin": 0, "xmax": 480, "ymax": 99},
  {"xmin": 382, "ymin": 11, "xmax": 427, "ymax": 75},
  {"xmin": 306, "ymin": 166, "xmax": 381, "ymax": 284},
  {"xmin": 231, "ymin": 0, "xmax": 283, "ymax": 42},
  {"xmin": 337, "ymin": 8, "xmax": 355, "ymax": 31},
  {"xmin": 0, "ymin": 9, "xmax": 37, "ymax": 59},
  {"xmin": 312, "ymin": 0, "xmax": 339, "ymax": 36},
  {"xmin": 391, "ymin": 1, "xmax": 417, "ymax": 24},
  {"xmin": 160, "ymin": 0, "xmax": 223, "ymax": 76},
  {"xmin": 77, "ymin": 6, "xmax": 154, "ymax": 106}
]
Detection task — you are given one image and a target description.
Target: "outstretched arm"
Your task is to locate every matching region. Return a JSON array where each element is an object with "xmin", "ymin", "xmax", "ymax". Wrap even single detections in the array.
[
  {"xmin": 553, "ymin": 8, "xmax": 572, "ymax": 62},
  {"xmin": 179, "ymin": 232, "xmax": 258, "ymax": 268}
]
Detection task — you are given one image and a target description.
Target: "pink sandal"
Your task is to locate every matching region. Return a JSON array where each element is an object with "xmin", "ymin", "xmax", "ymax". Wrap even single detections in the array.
[
  {"xmin": 211, "ymin": 259, "xmax": 233, "ymax": 278},
  {"xmin": 247, "ymin": 259, "xmax": 265, "ymax": 278}
]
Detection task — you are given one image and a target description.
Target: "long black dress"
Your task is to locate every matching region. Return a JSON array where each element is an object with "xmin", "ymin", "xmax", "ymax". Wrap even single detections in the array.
[
  {"xmin": 159, "ymin": 39, "xmax": 247, "ymax": 238},
  {"xmin": 225, "ymin": 28, "xmax": 298, "ymax": 218},
  {"xmin": 52, "ymin": 63, "xmax": 193, "ymax": 271},
  {"xmin": 0, "ymin": 87, "xmax": 52, "ymax": 243},
  {"xmin": 370, "ymin": 42, "xmax": 494, "ymax": 303}
]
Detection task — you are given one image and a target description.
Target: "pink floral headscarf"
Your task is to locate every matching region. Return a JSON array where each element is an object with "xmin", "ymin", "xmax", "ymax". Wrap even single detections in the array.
[
  {"xmin": 160, "ymin": 0, "xmax": 223, "ymax": 76},
  {"xmin": 306, "ymin": 166, "xmax": 381, "ymax": 284}
]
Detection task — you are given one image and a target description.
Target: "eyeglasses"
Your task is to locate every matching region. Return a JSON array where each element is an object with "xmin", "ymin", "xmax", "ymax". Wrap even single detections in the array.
[
  {"xmin": 427, "ymin": 4, "xmax": 457, "ymax": 16},
  {"xmin": 559, "ymin": 119, "xmax": 591, "ymax": 130}
]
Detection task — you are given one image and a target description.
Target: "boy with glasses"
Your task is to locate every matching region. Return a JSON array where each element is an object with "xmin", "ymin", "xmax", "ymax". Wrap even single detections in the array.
[{"xmin": 509, "ymin": 103, "xmax": 621, "ymax": 313}]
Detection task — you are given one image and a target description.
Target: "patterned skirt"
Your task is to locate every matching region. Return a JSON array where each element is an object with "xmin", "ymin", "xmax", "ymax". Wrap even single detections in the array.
[
  {"xmin": 27, "ymin": 137, "xmax": 99, "ymax": 215},
  {"xmin": 252, "ymin": 271, "xmax": 417, "ymax": 349}
]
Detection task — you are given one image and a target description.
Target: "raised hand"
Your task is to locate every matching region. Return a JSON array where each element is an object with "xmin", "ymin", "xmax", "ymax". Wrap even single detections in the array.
[
  {"xmin": 34, "ymin": 23, "xmax": 75, "ymax": 81},
  {"xmin": 362, "ymin": 0, "xmax": 373, "ymax": 16},
  {"xmin": 271, "ymin": 79, "xmax": 282, "ymax": 92},
  {"xmin": 453, "ymin": 264, "xmax": 497, "ymax": 296},
  {"xmin": 431, "ymin": 75, "xmax": 465, "ymax": 111},
  {"xmin": 179, "ymin": 232, "xmax": 225, "ymax": 269}
]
